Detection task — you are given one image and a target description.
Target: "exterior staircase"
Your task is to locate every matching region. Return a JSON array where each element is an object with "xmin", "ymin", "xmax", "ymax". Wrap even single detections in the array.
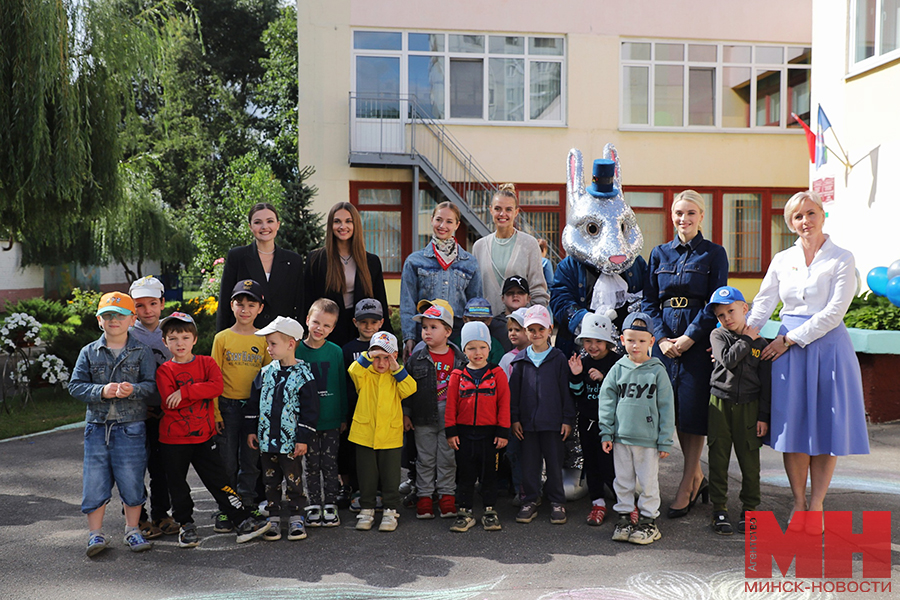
[{"xmin": 348, "ymin": 93, "xmax": 562, "ymax": 264}]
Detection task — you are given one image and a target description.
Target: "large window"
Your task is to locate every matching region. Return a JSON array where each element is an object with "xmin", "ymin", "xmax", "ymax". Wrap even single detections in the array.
[
  {"xmin": 353, "ymin": 30, "xmax": 565, "ymax": 125},
  {"xmin": 851, "ymin": 0, "xmax": 900, "ymax": 71},
  {"xmin": 621, "ymin": 40, "xmax": 811, "ymax": 130},
  {"xmin": 625, "ymin": 187, "xmax": 802, "ymax": 276}
]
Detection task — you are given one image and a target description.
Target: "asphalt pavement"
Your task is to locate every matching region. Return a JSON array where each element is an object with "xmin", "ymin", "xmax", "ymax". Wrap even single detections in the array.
[{"xmin": 1, "ymin": 421, "xmax": 898, "ymax": 600}]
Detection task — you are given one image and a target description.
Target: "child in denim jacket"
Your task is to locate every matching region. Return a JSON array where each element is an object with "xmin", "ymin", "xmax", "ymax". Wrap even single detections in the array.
[{"xmin": 69, "ymin": 292, "xmax": 158, "ymax": 557}]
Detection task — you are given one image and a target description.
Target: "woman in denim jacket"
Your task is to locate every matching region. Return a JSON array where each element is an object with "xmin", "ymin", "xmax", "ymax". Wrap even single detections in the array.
[
  {"xmin": 641, "ymin": 190, "xmax": 728, "ymax": 519},
  {"xmin": 400, "ymin": 201, "xmax": 483, "ymax": 359}
]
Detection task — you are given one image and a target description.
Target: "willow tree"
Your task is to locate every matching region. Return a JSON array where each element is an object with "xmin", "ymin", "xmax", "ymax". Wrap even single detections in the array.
[{"xmin": 0, "ymin": 0, "xmax": 193, "ymax": 266}]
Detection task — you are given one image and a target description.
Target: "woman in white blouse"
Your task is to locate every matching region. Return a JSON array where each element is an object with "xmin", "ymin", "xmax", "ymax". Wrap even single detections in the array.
[
  {"xmin": 747, "ymin": 190, "xmax": 869, "ymax": 534},
  {"xmin": 472, "ymin": 184, "xmax": 549, "ymax": 314}
]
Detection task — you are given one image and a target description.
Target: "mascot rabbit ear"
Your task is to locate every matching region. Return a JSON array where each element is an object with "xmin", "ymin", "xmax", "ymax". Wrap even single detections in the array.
[
  {"xmin": 567, "ymin": 148, "xmax": 585, "ymax": 209},
  {"xmin": 602, "ymin": 143, "xmax": 621, "ymax": 192}
]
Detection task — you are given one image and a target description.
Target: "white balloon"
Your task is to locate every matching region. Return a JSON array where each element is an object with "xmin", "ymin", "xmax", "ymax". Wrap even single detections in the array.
[{"xmin": 887, "ymin": 259, "xmax": 900, "ymax": 281}]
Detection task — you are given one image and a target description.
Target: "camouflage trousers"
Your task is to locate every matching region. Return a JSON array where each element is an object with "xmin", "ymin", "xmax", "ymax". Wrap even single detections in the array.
[
  {"xmin": 261, "ymin": 452, "xmax": 304, "ymax": 517},
  {"xmin": 305, "ymin": 428, "xmax": 341, "ymax": 505}
]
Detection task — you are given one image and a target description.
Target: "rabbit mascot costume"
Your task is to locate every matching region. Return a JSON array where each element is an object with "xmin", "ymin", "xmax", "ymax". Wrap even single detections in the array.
[{"xmin": 550, "ymin": 145, "xmax": 647, "ymax": 358}]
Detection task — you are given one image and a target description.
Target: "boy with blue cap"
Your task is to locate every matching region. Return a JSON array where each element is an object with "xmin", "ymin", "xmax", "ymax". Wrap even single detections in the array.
[{"xmin": 707, "ymin": 286, "xmax": 771, "ymax": 536}]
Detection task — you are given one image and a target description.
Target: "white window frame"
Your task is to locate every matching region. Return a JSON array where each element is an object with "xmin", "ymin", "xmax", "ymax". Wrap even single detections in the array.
[
  {"xmin": 619, "ymin": 39, "xmax": 811, "ymax": 133},
  {"xmin": 351, "ymin": 30, "xmax": 567, "ymax": 127},
  {"xmin": 848, "ymin": 0, "xmax": 900, "ymax": 77}
]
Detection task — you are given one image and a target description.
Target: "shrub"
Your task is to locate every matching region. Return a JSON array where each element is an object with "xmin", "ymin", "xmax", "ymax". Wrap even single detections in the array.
[{"xmin": 843, "ymin": 293, "xmax": 900, "ymax": 331}]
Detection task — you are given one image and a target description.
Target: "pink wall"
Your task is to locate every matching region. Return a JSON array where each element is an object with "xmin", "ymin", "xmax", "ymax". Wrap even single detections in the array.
[{"xmin": 351, "ymin": 0, "xmax": 812, "ymax": 43}]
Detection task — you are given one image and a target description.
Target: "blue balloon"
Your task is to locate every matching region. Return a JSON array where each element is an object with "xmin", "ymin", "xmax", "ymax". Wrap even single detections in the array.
[
  {"xmin": 867, "ymin": 267, "xmax": 889, "ymax": 296},
  {"xmin": 887, "ymin": 277, "xmax": 900, "ymax": 307}
]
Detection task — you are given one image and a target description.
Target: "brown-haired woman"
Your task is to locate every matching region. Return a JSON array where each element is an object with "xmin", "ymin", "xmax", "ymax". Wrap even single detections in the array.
[
  {"xmin": 216, "ymin": 202, "xmax": 304, "ymax": 331},
  {"xmin": 303, "ymin": 201, "xmax": 393, "ymax": 348},
  {"xmin": 471, "ymin": 184, "xmax": 549, "ymax": 314}
]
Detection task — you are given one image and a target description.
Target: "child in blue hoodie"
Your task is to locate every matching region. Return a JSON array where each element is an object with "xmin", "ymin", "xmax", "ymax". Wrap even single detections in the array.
[
  {"xmin": 598, "ymin": 312, "xmax": 675, "ymax": 546},
  {"xmin": 509, "ymin": 305, "xmax": 575, "ymax": 526}
]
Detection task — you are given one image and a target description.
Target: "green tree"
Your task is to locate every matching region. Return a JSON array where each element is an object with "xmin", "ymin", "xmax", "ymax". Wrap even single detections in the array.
[
  {"xmin": 256, "ymin": 4, "xmax": 323, "ymax": 256},
  {"xmin": 0, "ymin": 0, "xmax": 193, "ymax": 266}
]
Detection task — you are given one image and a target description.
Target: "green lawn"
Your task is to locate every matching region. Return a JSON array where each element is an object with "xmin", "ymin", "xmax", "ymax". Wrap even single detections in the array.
[{"xmin": 0, "ymin": 387, "xmax": 84, "ymax": 440}]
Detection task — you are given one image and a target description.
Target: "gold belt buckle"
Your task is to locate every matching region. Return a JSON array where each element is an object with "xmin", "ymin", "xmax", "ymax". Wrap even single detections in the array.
[{"xmin": 670, "ymin": 297, "xmax": 688, "ymax": 308}]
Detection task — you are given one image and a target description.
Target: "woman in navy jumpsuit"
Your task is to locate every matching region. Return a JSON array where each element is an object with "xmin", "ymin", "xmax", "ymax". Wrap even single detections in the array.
[{"xmin": 642, "ymin": 190, "xmax": 728, "ymax": 518}]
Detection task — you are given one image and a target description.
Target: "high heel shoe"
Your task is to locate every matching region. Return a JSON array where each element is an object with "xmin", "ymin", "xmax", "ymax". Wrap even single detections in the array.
[{"xmin": 667, "ymin": 477, "xmax": 709, "ymax": 519}]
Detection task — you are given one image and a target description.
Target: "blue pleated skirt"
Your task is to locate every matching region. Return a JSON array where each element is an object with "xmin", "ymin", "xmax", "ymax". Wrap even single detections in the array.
[{"xmin": 768, "ymin": 314, "xmax": 870, "ymax": 456}]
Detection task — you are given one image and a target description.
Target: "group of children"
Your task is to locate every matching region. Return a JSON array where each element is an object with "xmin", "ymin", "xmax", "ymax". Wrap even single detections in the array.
[{"xmin": 69, "ymin": 268, "xmax": 770, "ymax": 555}]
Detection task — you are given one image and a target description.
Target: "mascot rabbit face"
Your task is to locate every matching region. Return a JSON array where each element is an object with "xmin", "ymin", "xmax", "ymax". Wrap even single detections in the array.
[{"xmin": 562, "ymin": 145, "xmax": 643, "ymax": 274}]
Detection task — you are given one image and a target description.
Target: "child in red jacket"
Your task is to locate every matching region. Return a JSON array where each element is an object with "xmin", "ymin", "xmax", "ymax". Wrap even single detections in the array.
[{"xmin": 445, "ymin": 321, "xmax": 510, "ymax": 532}]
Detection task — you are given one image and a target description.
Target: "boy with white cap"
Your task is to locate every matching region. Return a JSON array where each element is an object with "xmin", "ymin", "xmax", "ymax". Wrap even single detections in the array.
[
  {"xmin": 128, "ymin": 276, "xmax": 177, "ymax": 538},
  {"xmin": 347, "ymin": 331, "xmax": 417, "ymax": 532},
  {"xmin": 156, "ymin": 312, "xmax": 271, "ymax": 548},
  {"xmin": 568, "ymin": 312, "xmax": 620, "ymax": 525},
  {"xmin": 445, "ymin": 321, "xmax": 510, "ymax": 532},
  {"xmin": 246, "ymin": 316, "xmax": 320, "ymax": 541},
  {"xmin": 509, "ymin": 305, "xmax": 575, "ymax": 525},
  {"xmin": 406, "ymin": 301, "xmax": 466, "ymax": 519}
]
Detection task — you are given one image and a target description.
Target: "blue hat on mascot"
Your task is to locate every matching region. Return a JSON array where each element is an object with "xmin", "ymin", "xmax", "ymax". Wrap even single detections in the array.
[{"xmin": 587, "ymin": 159, "xmax": 618, "ymax": 199}]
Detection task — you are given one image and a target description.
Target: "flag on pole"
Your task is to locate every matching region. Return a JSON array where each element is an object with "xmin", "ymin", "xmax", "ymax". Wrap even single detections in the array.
[
  {"xmin": 815, "ymin": 104, "xmax": 832, "ymax": 170},
  {"xmin": 792, "ymin": 113, "xmax": 816, "ymax": 163}
]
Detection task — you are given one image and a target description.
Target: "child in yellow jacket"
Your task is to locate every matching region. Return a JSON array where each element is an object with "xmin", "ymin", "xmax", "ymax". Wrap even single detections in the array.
[{"xmin": 348, "ymin": 332, "xmax": 416, "ymax": 532}]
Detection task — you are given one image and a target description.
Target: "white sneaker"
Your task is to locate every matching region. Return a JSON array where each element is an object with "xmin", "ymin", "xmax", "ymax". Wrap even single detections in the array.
[
  {"xmin": 378, "ymin": 509, "xmax": 399, "ymax": 532},
  {"xmin": 323, "ymin": 504, "xmax": 340, "ymax": 527},
  {"xmin": 356, "ymin": 509, "xmax": 375, "ymax": 531}
]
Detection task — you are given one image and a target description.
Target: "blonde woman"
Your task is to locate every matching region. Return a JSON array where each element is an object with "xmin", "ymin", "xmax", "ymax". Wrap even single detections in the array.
[
  {"xmin": 641, "ymin": 190, "xmax": 728, "ymax": 518},
  {"xmin": 472, "ymin": 184, "xmax": 549, "ymax": 314},
  {"xmin": 747, "ymin": 190, "xmax": 868, "ymax": 534}
]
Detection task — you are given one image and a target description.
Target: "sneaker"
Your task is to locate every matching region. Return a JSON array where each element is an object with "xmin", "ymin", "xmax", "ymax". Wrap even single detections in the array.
[
  {"xmin": 155, "ymin": 516, "xmax": 179, "ymax": 536},
  {"xmin": 349, "ymin": 491, "xmax": 361, "ymax": 513},
  {"xmin": 124, "ymin": 529, "xmax": 152, "ymax": 552},
  {"xmin": 399, "ymin": 477, "xmax": 416, "ymax": 495},
  {"xmin": 356, "ymin": 508, "xmax": 375, "ymax": 531},
  {"xmin": 516, "ymin": 502, "xmax": 538, "ymax": 523},
  {"xmin": 628, "ymin": 519, "xmax": 662, "ymax": 545},
  {"xmin": 550, "ymin": 503, "xmax": 567, "ymax": 525},
  {"xmin": 612, "ymin": 514, "xmax": 633, "ymax": 542},
  {"xmin": 86, "ymin": 533, "xmax": 108, "ymax": 557},
  {"xmin": 214, "ymin": 512, "xmax": 234, "ymax": 533},
  {"xmin": 510, "ymin": 493, "xmax": 524, "ymax": 507},
  {"xmin": 450, "ymin": 509, "xmax": 476, "ymax": 532},
  {"xmin": 235, "ymin": 515, "xmax": 272, "ymax": 543},
  {"xmin": 712, "ymin": 510, "xmax": 734, "ymax": 535},
  {"xmin": 416, "ymin": 496, "xmax": 435, "ymax": 519},
  {"xmin": 587, "ymin": 504, "xmax": 607, "ymax": 526},
  {"xmin": 288, "ymin": 517, "xmax": 307, "ymax": 541},
  {"xmin": 378, "ymin": 508, "xmax": 399, "ymax": 532},
  {"xmin": 630, "ymin": 507, "xmax": 639, "ymax": 525},
  {"xmin": 139, "ymin": 519, "xmax": 163, "ymax": 540},
  {"xmin": 482, "ymin": 508, "xmax": 502, "ymax": 531},
  {"xmin": 438, "ymin": 495, "xmax": 456, "ymax": 518},
  {"xmin": 323, "ymin": 504, "xmax": 340, "ymax": 527},
  {"xmin": 177, "ymin": 523, "xmax": 200, "ymax": 548},
  {"xmin": 402, "ymin": 490, "xmax": 419, "ymax": 509},
  {"xmin": 263, "ymin": 519, "xmax": 282, "ymax": 541},
  {"xmin": 305, "ymin": 505, "xmax": 323, "ymax": 527},
  {"xmin": 336, "ymin": 484, "xmax": 352, "ymax": 510},
  {"xmin": 257, "ymin": 501, "xmax": 270, "ymax": 518},
  {"xmin": 737, "ymin": 510, "xmax": 748, "ymax": 535}
]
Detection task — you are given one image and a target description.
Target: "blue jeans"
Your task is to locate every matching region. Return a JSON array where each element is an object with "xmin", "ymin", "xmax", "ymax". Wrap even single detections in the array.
[
  {"xmin": 82, "ymin": 421, "xmax": 147, "ymax": 514},
  {"xmin": 217, "ymin": 397, "xmax": 260, "ymax": 505}
]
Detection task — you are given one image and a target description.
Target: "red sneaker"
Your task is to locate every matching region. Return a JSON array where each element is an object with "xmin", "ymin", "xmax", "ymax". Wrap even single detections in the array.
[
  {"xmin": 586, "ymin": 504, "xmax": 607, "ymax": 526},
  {"xmin": 439, "ymin": 495, "xmax": 456, "ymax": 518},
  {"xmin": 416, "ymin": 496, "xmax": 435, "ymax": 519}
]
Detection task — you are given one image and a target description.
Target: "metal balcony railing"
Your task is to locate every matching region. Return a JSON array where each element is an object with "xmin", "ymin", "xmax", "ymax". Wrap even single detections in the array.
[{"xmin": 349, "ymin": 92, "xmax": 562, "ymax": 265}]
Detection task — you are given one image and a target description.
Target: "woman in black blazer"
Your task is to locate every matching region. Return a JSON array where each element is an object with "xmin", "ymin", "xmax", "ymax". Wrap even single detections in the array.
[
  {"xmin": 303, "ymin": 202, "xmax": 393, "ymax": 347},
  {"xmin": 216, "ymin": 203, "xmax": 304, "ymax": 331}
]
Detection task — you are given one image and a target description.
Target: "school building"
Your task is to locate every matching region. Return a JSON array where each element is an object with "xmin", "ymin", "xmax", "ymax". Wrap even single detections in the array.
[
  {"xmin": 298, "ymin": 0, "xmax": 814, "ymax": 303},
  {"xmin": 807, "ymin": 0, "xmax": 900, "ymax": 285}
]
